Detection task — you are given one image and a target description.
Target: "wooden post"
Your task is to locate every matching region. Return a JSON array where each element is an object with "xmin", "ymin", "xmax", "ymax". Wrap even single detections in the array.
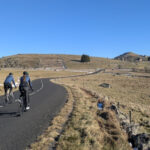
[
  {"xmin": 117, "ymin": 102, "xmax": 120, "ymax": 110},
  {"xmin": 129, "ymin": 111, "xmax": 132, "ymax": 124},
  {"xmin": 83, "ymin": 79, "xmax": 84, "ymax": 88}
]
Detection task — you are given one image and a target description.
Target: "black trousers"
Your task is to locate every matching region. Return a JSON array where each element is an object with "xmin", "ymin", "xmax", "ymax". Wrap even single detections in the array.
[
  {"xmin": 19, "ymin": 86, "xmax": 30, "ymax": 108},
  {"xmin": 4, "ymin": 83, "xmax": 12, "ymax": 96}
]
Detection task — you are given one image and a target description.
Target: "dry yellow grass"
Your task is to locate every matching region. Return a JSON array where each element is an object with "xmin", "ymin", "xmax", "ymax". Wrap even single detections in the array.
[
  {"xmin": 28, "ymin": 69, "xmax": 132, "ymax": 150},
  {"xmin": 53, "ymin": 71, "xmax": 150, "ymax": 134},
  {"xmin": 2, "ymin": 54, "xmax": 150, "ymax": 70},
  {"xmin": 52, "ymin": 83, "xmax": 131, "ymax": 150},
  {"xmin": 1, "ymin": 67, "xmax": 149, "ymax": 149}
]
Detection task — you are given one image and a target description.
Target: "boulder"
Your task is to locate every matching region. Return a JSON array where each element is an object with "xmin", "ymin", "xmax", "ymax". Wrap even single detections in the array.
[
  {"xmin": 129, "ymin": 133, "xmax": 150, "ymax": 150},
  {"xmin": 99, "ymin": 83, "xmax": 111, "ymax": 88}
]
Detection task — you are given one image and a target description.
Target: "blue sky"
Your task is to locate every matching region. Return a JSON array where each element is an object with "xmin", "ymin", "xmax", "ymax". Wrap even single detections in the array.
[{"xmin": 0, "ymin": 0, "xmax": 150, "ymax": 58}]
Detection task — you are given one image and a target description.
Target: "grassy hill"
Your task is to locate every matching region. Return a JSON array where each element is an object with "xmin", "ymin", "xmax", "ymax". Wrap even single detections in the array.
[
  {"xmin": 0, "ymin": 53, "xmax": 150, "ymax": 70},
  {"xmin": 114, "ymin": 52, "xmax": 148, "ymax": 62},
  {"xmin": 0, "ymin": 54, "xmax": 64, "ymax": 69},
  {"xmin": 0, "ymin": 54, "xmax": 119, "ymax": 69}
]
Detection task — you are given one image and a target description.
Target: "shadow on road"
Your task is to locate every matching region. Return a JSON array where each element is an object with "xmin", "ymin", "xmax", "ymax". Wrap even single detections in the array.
[{"xmin": 0, "ymin": 111, "xmax": 18, "ymax": 118}]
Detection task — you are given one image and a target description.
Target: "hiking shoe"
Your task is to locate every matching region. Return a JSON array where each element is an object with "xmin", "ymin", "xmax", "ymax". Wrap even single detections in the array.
[
  {"xmin": 15, "ymin": 99, "xmax": 21, "ymax": 103},
  {"xmin": 26, "ymin": 106, "xmax": 30, "ymax": 110}
]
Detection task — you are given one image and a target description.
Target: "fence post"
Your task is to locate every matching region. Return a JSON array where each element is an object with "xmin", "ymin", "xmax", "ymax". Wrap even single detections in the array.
[
  {"xmin": 83, "ymin": 79, "xmax": 84, "ymax": 88},
  {"xmin": 129, "ymin": 111, "xmax": 132, "ymax": 124},
  {"xmin": 117, "ymin": 102, "xmax": 120, "ymax": 110}
]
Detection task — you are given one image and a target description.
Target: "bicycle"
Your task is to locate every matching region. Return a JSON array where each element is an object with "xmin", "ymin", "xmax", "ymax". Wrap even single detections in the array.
[
  {"xmin": 15, "ymin": 97, "xmax": 24, "ymax": 117},
  {"xmin": 4, "ymin": 89, "xmax": 15, "ymax": 106},
  {"xmin": 2, "ymin": 88, "xmax": 23, "ymax": 117},
  {"xmin": 16, "ymin": 89, "xmax": 32, "ymax": 116}
]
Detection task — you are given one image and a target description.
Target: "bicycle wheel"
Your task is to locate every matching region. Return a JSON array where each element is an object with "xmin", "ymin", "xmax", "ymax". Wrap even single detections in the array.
[
  {"xmin": 16, "ymin": 98, "xmax": 24, "ymax": 117},
  {"xmin": 2, "ymin": 95, "xmax": 8, "ymax": 106},
  {"xmin": 0, "ymin": 95, "xmax": 5, "ymax": 107},
  {"xmin": 8, "ymin": 92, "xmax": 14, "ymax": 104}
]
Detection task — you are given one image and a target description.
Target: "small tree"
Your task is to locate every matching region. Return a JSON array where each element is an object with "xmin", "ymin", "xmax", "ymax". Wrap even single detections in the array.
[{"xmin": 81, "ymin": 54, "xmax": 90, "ymax": 62}]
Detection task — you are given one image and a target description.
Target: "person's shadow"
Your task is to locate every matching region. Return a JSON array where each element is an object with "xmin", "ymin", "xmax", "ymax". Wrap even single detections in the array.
[{"xmin": 0, "ymin": 111, "xmax": 18, "ymax": 118}]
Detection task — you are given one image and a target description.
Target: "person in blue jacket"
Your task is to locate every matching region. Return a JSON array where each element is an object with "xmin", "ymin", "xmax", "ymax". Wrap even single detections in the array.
[
  {"xmin": 19, "ymin": 71, "xmax": 33, "ymax": 111},
  {"xmin": 4, "ymin": 72, "xmax": 17, "ymax": 102}
]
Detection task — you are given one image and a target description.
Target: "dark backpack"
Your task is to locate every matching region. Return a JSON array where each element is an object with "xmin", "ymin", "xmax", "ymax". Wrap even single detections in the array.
[
  {"xmin": 22, "ymin": 80, "xmax": 28, "ymax": 87},
  {"xmin": 21, "ymin": 76, "xmax": 29, "ymax": 87}
]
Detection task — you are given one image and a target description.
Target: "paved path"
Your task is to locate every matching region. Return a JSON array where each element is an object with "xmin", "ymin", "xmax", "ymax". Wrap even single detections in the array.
[{"xmin": 0, "ymin": 79, "xmax": 67, "ymax": 150}]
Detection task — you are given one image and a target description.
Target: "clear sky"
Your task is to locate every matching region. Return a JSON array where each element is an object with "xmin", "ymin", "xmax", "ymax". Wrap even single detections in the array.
[{"xmin": 0, "ymin": 0, "xmax": 150, "ymax": 58}]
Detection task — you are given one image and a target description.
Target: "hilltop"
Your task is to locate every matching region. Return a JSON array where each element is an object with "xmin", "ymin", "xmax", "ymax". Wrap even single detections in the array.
[
  {"xmin": 0, "ymin": 53, "xmax": 150, "ymax": 70},
  {"xmin": 0, "ymin": 54, "xmax": 119, "ymax": 69},
  {"xmin": 114, "ymin": 52, "xmax": 149, "ymax": 62}
]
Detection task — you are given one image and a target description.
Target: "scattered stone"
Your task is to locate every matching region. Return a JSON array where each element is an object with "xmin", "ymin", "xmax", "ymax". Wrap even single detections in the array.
[
  {"xmin": 116, "ymin": 73, "xmax": 121, "ymax": 75},
  {"xmin": 110, "ymin": 104, "xmax": 118, "ymax": 114},
  {"xmin": 99, "ymin": 83, "xmax": 111, "ymax": 88},
  {"xmin": 104, "ymin": 96, "xmax": 109, "ymax": 101},
  {"xmin": 129, "ymin": 133, "xmax": 150, "ymax": 150},
  {"xmin": 99, "ymin": 112, "xmax": 109, "ymax": 120}
]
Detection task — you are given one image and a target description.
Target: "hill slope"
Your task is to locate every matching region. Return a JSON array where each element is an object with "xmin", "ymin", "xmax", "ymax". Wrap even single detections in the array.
[
  {"xmin": 0, "ymin": 53, "xmax": 149, "ymax": 70},
  {"xmin": 114, "ymin": 52, "xmax": 148, "ymax": 62},
  {"xmin": 0, "ymin": 54, "xmax": 120, "ymax": 69},
  {"xmin": 0, "ymin": 54, "xmax": 65, "ymax": 69}
]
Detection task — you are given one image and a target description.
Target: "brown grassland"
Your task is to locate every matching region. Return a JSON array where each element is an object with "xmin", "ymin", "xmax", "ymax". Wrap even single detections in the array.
[
  {"xmin": 53, "ymin": 71, "xmax": 150, "ymax": 134},
  {"xmin": 1, "ymin": 56, "xmax": 150, "ymax": 149},
  {"xmin": 39, "ymin": 70, "xmax": 149, "ymax": 150},
  {"xmin": 30, "ymin": 69, "xmax": 150, "ymax": 150},
  {"xmin": 1, "ymin": 54, "xmax": 150, "ymax": 70}
]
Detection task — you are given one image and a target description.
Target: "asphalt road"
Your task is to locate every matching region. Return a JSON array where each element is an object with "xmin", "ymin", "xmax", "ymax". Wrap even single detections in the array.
[{"xmin": 0, "ymin": 79, "xmax": 67, "ymax": 150}]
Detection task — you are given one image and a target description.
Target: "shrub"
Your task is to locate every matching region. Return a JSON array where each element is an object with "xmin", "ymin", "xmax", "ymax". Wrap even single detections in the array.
[{"xmin": 81, "ymin": 54, "xmax": 90, "ymax": 63}]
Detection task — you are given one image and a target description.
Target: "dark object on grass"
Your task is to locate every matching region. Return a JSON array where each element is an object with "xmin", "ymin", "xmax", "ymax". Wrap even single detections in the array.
[
  {"xmin": 98, "ymin": 102, "xmax": 103, "ymax": 110},
  {"xmin": 99, "ymin": 83, "xmax": 111, "ymax": 88},
  {"xmin": 97, "ymin": 98, "xmax": 104, "ymax": 110},
  {"xmin": 99, "ymin": 112, "xmax": 109, "ymax": 120},
  {"xmin": 128, "ymin": 133, "xmax": 150, "ymax": 150}
]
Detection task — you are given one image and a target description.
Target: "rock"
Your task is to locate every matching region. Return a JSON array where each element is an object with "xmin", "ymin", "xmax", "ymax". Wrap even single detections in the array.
[
  {"xmin": 99, "ymin": 112, "xmax": 109, "ymax": 120},
  {"xmin": 129, "ymin": 133, "xmax": 150, "ymax": 150},
  {"xmin": 99, "ymin": 83, "xmax": 111, "ymax": 88},
  {"xmin": 104, "ymin": 96, "xmax": 109, "ymax": 101},
  {"xmin": 110, "ymin": 104, "xmax": 118, "ymax": 114}
]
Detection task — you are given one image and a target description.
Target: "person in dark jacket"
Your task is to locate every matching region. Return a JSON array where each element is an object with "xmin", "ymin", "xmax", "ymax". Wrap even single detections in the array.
[
  {"xmin": 4, "ymin": 73, "xmax": 17, "ymax": 102},
  {"xmin": 19, "ymin": 71, "xmax": 33, "ymax": 110}
]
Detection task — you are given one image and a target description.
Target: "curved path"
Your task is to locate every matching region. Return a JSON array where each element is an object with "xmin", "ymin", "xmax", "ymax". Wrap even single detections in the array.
[{"xmin": 0, "ymin": 79, "xmax": 67, "ymax": 150}]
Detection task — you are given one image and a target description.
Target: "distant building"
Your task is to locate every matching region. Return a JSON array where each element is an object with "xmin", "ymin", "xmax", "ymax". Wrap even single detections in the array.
[
  {"xmin": 136, "ymin": 58, "xmax": 143, "ymax": 62},
  {"xmin": 121, "ymin": 57, "xmax": 125, "ymax": 61},
  {"xmin": 143, "ymin": 55, "xmax": 148, "ymax": 58}
]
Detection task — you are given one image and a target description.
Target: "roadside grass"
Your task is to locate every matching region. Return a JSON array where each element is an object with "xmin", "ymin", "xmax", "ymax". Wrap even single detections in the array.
[
  {"xmin": 52, "ymin": 82, "xmax": 131, "ymax": 150},
  {"xmin": 28, "ymin": 72, "xmax": 131, "ymax": 150},
  {"xmin": 52, "ymin": 72, "xmax": 150, "ymax": 134},
  {"xmin": 56, "ymin": 88, "xmax": 103, "ymax": 150}
]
